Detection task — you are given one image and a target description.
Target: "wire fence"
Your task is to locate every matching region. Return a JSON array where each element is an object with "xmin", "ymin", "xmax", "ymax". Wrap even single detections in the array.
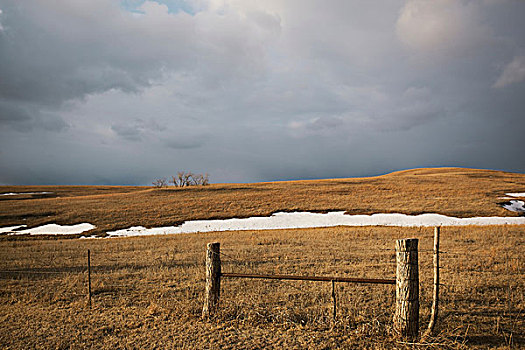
[{"xmin": 0, "ymin": 235, "xmax": 523, "ymax": 341}]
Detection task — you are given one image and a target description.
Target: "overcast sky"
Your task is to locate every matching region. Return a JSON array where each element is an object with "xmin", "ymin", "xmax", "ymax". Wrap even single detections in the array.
[{"xmin": 1, "ymin": 0, "xmax": 524, "ymax": 185}]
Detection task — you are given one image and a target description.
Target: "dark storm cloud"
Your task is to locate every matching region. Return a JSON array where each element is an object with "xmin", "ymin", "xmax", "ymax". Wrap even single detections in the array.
[
  {"xmin": 0, "ymin": 0, "xmax": 524, "ymax": 185},
  {"xmin": 0, "ymin": 102, "xmax": 32, "ymax": 124},
  {"xmin": 0, "ymin": 101, "xmax": 69, "ymax": 132},
  {"xmin": 0, "ymin": 2, "xmax": 149, "ymax": 106},
  {"xmin": 0, "ymin": 0, "xmax": 276, "ymax": 124}
]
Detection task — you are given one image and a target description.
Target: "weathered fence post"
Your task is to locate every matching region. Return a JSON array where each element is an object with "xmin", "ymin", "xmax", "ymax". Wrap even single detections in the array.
[
  {"xmin": 394, "ymin": 238, "xmax": 419, "ymax": 339},
  {"xmin": 202, "ymin": 242, "xmax": 221, "ymax": 318},
  {"xmin": 424, "ymin": 227, "xmax": 440, "ymax": 337},
  {"xmin": 87, "ymin": 249, "xmax": 92, "ymax": 308},
  {"xmin": 331, "ymin": 280, "xmax": 336, "ymax": 322}
]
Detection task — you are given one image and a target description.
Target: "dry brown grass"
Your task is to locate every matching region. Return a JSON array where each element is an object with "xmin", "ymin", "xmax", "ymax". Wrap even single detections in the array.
[
  {"xmin": 0, "ymin": 168, "xmax": 524, "ymax": 348},
  {"xmin": 1, "ymin": 167, "xmax": 524, "ymax": 236},
  {"xmin": 0, "ymin": 225, "xmax": 523, "ymax": 349}
]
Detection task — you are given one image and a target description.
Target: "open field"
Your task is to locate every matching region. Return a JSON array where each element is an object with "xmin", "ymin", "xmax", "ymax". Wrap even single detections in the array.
[
  {"xmin": 1, "ymin": 167, "xmax": 525, "ymax": 236},
  {"xmin": 0, "ymin": 225, "xmax": 523, "ymax": 349},
  {"xmin": 0, "ymin": 168, "xmax": 524, "ymax": 348}
]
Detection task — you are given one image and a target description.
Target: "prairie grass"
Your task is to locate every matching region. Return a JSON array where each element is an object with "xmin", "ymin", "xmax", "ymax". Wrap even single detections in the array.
[
  {"xmin": 1, "ymin": 167, "xmax": 524, "ymax": 236},
  {"xmin": 0, "ymin": 225, "xmax": 523, "ymax": 349},
  {"xmin": 0, "ymin": 167, "xmax": 524, "ymax": 348}
]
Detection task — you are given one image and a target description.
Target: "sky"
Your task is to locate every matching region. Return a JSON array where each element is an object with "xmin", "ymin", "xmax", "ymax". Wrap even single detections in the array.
[{"xmin": 0, "ymin": 0, "xmax": 524, "ymax": 185}]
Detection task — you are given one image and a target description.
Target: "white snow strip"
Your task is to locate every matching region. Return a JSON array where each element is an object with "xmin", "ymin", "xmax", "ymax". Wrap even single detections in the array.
[
  {"xmin": 6, "ymin": 210, "xmax": 525, "ymax": 238},
  {"xmin": 502, "ymin": 200, "xmax": 525, "ymax": 213},
  {"xmin": 0, "ymin": 192, "xmax": 53, "ymax": 196},
  {"xmin": 12, "ymin": 223, "xmax": 95, "ymax": 235},
  {"xmin": 0, "ymin": 225, "xmax": 27, "ymax": 233},
  {"xmin": 106, "ymin": 211, "xmax": 525, "ymax": 238},
  {"xmin": 506, "ymin": 193, "xmax": 525, "ymax": 198}
]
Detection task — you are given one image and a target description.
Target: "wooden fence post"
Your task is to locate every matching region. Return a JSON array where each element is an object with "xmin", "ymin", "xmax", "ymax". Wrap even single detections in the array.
[
  {"xmin": 87, "ymin": 249, "xmax": 92, "ymax": 308},
  {"xmin": 424, "ymin": 227, "xmax": 440, "ymax": 337},
  {"xmin": 394, "ymin": 238, "xmax": 419, "ymax": 339},
  {"xmin": 202, "ymin": 242, "xmax": 221, "ymax": 318},
  {"xmin": 331, "ymin": 280, "xmax": 336, "ymax": 322}
]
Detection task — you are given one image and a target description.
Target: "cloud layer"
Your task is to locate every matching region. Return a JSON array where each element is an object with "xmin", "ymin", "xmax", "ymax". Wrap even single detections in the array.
[{"xmin": 1, "ymin": 0, "xmax": 524, "ymax": 185}]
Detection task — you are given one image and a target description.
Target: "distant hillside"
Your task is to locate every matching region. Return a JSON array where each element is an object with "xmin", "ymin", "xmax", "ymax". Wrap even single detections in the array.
[
  {"xmin": 383, "ymin": 167, "xmax": 515, "ymax": 177},
  {"xmin": 1, "ymin": 168, "xmax": 524, "ymax": 236}
]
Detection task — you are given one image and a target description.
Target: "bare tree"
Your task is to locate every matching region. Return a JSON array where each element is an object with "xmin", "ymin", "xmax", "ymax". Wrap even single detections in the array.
[
  {"xmin": 190, "ymin": 173, "xmax": 200, "ymax": 186},
  {"xmin": 190, "ymin": 173, "xmax": 210, "ymax": 186},
  {"xmin": 181, "ymin": 171, "xmax": 192, "ymax": 187},
  {"xmin": 202, "ymin": 173, "xmax": 210, "ymax": 186},
  {"xmin": 169, "ymin": 171, "xmax": 210, "ymax": 187},
  {"xmin": 152, "ymin": 178, "xmax": 168, "ymax": 188},
  {"xmin": 170, "ymin": 172, "xmax": 188, "ymax": 187}
]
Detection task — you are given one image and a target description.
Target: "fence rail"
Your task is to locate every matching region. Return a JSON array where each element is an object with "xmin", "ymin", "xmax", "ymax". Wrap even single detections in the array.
[
  {"xmin": 203, "ymin": 239, "xmax": 421, "ymax": 339},
  {"xmin": 221, "ymin": 272, "xmax": 395, "ymax": 284}
]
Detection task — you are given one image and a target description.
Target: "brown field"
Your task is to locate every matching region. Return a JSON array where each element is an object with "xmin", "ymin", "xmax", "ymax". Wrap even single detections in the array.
[
  {"xmin": 0, "ymin": 226, "xmax": 523, "ymax": 349},
  {"xmin": 1, "ymin": 167, "xmax": 524, "ymax": 236},
  {"xmin": 0, "ymin": 168, "xmax": 524, "ymax": 349}
]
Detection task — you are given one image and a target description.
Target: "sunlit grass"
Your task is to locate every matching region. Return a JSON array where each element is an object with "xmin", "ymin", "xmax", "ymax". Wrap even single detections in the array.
[
  {"xmin": 1, "ymin": 167, "xmax": 524, "ymax": 236},
  {"xmin": 0, "ymin": 167, "xmax": 524, "ymax": 348},
  {"xmin": 0, "ymin": 225, "xmax": 523, "ymax": 348}
]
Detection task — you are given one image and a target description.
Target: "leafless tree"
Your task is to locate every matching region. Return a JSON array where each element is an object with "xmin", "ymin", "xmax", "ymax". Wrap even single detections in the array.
[
  {"xmin": 170, "ymin": 171, "xmax": 210, "ymax": 187},
  {"xmin": 152, "ymin": 178, "xmax": 168, "ymax": 188},
  {"xmin": 201, "ymin": 173, "xmax": 210, "ymax": 186},
  {"xmin": 191, "ymin": 173, "xmax": 210, "ymax": 186}
]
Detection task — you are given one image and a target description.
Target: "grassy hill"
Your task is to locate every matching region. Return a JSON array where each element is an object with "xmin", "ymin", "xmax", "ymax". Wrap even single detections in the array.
[{"xmin": 1, "ymin": 167, "xmax": 524, "ymax": 236}]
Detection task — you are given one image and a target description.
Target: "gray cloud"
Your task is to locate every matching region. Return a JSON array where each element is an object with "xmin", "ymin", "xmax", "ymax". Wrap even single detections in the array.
[
  {"xmin": 111, "ymin": 123, "xmax": 144, "ymax": 142},
  {"xmin": 164, "ymin": 137, "xmax": 204, "ymax": 150},
  {"xmin": 0, "ymin": 0, "xmax": 524, "ymax": 185},
  {"xmin": 396, "ymin": 0, "xmax": 493, "ymax": 55},
  {"xmin": 0, "ymin": 101, "xmax": 69, "ymax": 132},
  {"xmin": 493, "ymin": 55, "xmax": 525, "ymax": 88},
  {"xmin": 111, "ymin": 118, "xmax": 166, "ymax": 141}
]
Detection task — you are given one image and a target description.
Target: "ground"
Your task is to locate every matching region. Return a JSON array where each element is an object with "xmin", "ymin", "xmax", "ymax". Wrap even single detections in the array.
[{"xmin": 0, "ymin": 168, "xmax": 524, "ymax": 348}]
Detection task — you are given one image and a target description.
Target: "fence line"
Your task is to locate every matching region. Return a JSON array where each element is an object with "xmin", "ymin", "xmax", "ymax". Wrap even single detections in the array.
[
  {"xmin": 0, "ymin": 265, "xmax": 518, "ymax": 278},
  {"xmin": 202, "ymin": 239, "xmax": 419, "ymax": 339},
  {"xmin": 1, "ymin": 229, "xmax": 522, "ymax": 343},
  {"xmin": 221, "ymin": 272, "xmax": 396, "ymax": 284}
]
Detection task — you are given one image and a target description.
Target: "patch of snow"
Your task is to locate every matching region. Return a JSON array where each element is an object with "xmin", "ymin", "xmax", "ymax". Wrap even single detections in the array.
[
  {"xmin": 0, "ymin": 192, "xmax": 54, "ymax": 196},
  {"xmin": 506, "ymin": 193, "xmax": 525, "ymax": 198},
  {"xmin": 106, "ymin": 211, "xmax": 525, "ymax": 238},
  {"xmin": 12, "ymin": 223, "xmax": 95, "ymax": 235},
  {"xmin": 6, "ymin": 210, "xmax": 525, "ymax": 238},
  {"xmin": 0, "ymin": 225, "xmax": 27, "ymax": 233},
  {"xmin": 502, "ymin": 200, "xmax": 525, "ymax": 214}
]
